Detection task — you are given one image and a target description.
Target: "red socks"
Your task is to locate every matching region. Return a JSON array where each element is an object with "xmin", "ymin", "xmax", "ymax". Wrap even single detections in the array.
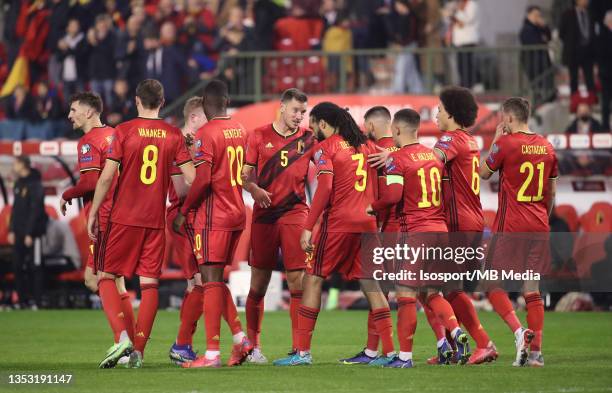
[
  {"xmin": 488, "ymin": 289, "xmax": 522, "ymax": 333},
  {"xmin": 246, "ymin": 289, "xmax": 265, "ymax": 348},
  {"xmin": 221, "ymin": 285, "xmax": 242, "ymax": 335},
  {"xmin": 423, "ymin": 303, "xmax": 446, "ymax": 341},
  {"xmin": 366, "ymin": 310, "xmax": 379, "ymax": 352},
  {"xmin": 176, "ymin": 286, "xmax": 203, "ymax": 346},
  {"xmin": 426, "ymin": 293, "xmax": 460, "ymax": 333},
  {"xmin": 525, "ymin": 292, "xmax": 544, "ymax": 351},
  {"xmin": 203, "ymin": 282, "xmax": 225, "ymax": 351},
  {"xmin": 371, "ymin": 307, "xmax": 395, "ymax": 355},
  {"xmin": 134, "ymin": 283, "xmax": 159, "ymax": 354},
  {"xmin": 289, "ymin": 290, "xmax": 303, "ymax": 350},
  {"xmin": 296, "ymin": 305, "xmax": 319, "ymax": 352},
  {"xmin": 119, "ymin": 292, "xmax": 135, "ymax": 342},
  {"xmin": 446, "ymin": 291, "xmax": 490, "ymax": 348},
  {"xmin": 98, "ymin": 278, "xmax": 127, "ymax": 343},
  {"xmin": 397, "ymin": 297, "xmax": 417, "ymax": 353}
]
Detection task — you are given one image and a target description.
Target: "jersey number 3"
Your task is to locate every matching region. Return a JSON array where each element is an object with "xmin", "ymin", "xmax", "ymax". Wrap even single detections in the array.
[
  {"xmin": 140, "ymin": 145, "xmax": 158, "ymax": 185},
  {"xmin": 351, "ymin": 153, "xmax": 367, "ymax": 192}
]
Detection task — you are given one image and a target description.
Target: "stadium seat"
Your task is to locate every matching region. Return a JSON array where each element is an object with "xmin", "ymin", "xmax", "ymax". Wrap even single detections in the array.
[
  {"xmin": 0, "ymin": 205, "xmax": 12, "ymax": 245},
  {"xmin": 0, "ymin": 119, "xmax": 26, "ymax": 140},
  {"xmin": 555, "ymin": 204, "xmax": 579, "ymax": 232},
  {"xmin": 572, "ymin": 202, "xmax": 612, "ymax": 279},
  {"xmin": 580, "ymin": 202, "xmax": 612, "ymax": 233}
]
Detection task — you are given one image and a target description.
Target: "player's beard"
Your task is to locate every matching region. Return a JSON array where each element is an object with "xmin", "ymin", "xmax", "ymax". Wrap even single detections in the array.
[
  {"xmin": 316, "ymin": 130, "xmax": 326, "ymax": 141},
  {"xmin": 367, "ymin": 133, "xmax": 376, "ymax": 142}
]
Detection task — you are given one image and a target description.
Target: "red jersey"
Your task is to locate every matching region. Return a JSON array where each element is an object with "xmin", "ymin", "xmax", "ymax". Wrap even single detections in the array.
[
  {"xmin": 375, "ymin": 136, "xmax": 401, "ymax": 231},
  {"xmin": 314, "ymin": 134, "xmax": 377, "ymax": 233},
  {"xmin": 245, "ymin": 124, "xmax": 316, "ymax": 224},
  {"xmin": 433, "ymin": 130, "xmax": 484, "ymax": 232},
  {"xmin": 77, "ymin": 125, "xmax": 116, "ymax": 220},
  {"xmin": 192, "ymin": 116, "xmax": 248, "ymax": 231},
  {"xmin": 168, "ymin": 135, "xmax": 196, "ymax": 216},
  {"xmin": 385, "ymin": 143, "xmax": 447, "ymax": 232},
  {"xmin": 485, "ymin": 132, "xmax": 558, "ymax": 233},
  {"xmin": 107, "ymin": 118, "xmax": 191, "ymax": 229}
]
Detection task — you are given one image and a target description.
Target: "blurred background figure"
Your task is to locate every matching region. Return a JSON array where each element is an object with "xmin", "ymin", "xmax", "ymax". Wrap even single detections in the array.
[
  {"xmin": 565, "ymin": 102, "xmax": 604, "ymax": 133},
  {"xmin": 449, "ymin": 0, "xmax": 481, "ymax": 89},
  {"xmin": 7, "ymin": 156, "xmax": 48, "ymax": 310}
]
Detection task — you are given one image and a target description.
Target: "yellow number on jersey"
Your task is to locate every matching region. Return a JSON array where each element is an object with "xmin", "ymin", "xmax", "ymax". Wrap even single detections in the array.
[
  {"xmin": 140, "ymin": 145, "xmax": 158, "ymax": 185},
  {"xmin": 471, "ymin": 156, "xmax": 480, "ymax": 195},
  {"xmin": 517, "ymin": 161, "xmax": 545, "ymax": 202},
  {"xmin": 351, "ymin": 153, "xmax": 367, "ymax": 192},
  {"xmin": 280, "ymin": 150, "xmax": 288, "ymax": 167},
  {"xmin": 194, "ymin": 234, "xmax": 202, "ymax": 252},
  {"xmin": 227, "ymin": 146, "xmax": 244, "ymax": 186},
  {"xmin": 417, "ymin": 167, "xmax": 442, "ymax": 208}
]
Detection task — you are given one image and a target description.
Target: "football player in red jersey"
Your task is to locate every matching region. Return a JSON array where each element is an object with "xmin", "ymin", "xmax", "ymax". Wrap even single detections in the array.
[
  {"xmin": 428, "ymin": 87, "xmax": 497, "ymax": 365},
  {"xmin": 241, "ymin": 88, "xmax": 315, "ymax": 362},
  {"xmin": 174, "ymin": 80, "xmax": 253, "ymax": 368},
  {"xmin": 480, "ymin": 98, "xmax": 557, "ymax": 367},
  {"xmin": 87, "ymin": 79, "xmax": 195, "ymax": 369},
  {"xmin": 370, "ymin": 109, "xmax": 470, "ymax": 367},
  {"xmin": 61, "ymin": 92, "xmax": 135, "ymax": 362},
  {"xmin": 340, "ymin": 106, "xmax": 400, "ymax": 364},
  {"xmin": 167, "ymin": 97, "xmax": 207, "ymax": 364},
  {"xmin": 273, "ymin": 102, "xmax": 395, "ymax": 367}
]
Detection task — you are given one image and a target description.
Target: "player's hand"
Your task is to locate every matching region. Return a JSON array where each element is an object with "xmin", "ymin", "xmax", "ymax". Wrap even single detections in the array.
[
  {"xmin": 87, "ymin": 213, "xmax": 98, "ymax": 241},
  {"xmin": 7, "ymin": 232, "xmax": 15, "ymax": 245},
  {"xmin": 24, "ymin": 235, "xmax": 33, "ymax": 247},
  {"xmin": 367, "ymin": 146, "xmax": 391, "ymax": 168},
  {"xmin": 173, "ymin": 212, "xmax": 186, "ymax": 234},
  {"xmin": 300, "ymin": 229, "xmax": 314, "ymax": 253},
  {"xmin": 60, "ymin": 198, "xmax": 71, "ymax": 216},
  {"xmin": 493, "ymin": 122, "xmax": 508, "ymax": 142},
  {"xmin": 252, "ymin": 186, "xmax": 273, "ymax": 208},
  {"xmin": 366, "ymin": 204, "xmax": 376, "ymax": 216}
]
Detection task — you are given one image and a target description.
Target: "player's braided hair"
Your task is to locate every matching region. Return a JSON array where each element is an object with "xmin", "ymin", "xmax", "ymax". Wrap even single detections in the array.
[{"xmin": 310, "ymin": 102, "xmax": 366, "ymax": 149}]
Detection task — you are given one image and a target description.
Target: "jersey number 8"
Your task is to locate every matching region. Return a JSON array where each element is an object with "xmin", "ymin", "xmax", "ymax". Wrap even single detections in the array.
[{"xmin": 140, "ymin": 145, "xmax": 158, "ymax": 185}]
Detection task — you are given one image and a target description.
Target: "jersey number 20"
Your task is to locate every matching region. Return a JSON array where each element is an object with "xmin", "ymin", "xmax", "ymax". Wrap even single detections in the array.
[{"xmin": 227, "ymin": 146, "xmax": 244, "ymax": 186}]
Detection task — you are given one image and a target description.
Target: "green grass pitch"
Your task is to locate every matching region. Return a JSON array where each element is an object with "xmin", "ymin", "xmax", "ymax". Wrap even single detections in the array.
[{"xmin": 1, "ymin": 310, "xmax": 611, "ymax": 393}]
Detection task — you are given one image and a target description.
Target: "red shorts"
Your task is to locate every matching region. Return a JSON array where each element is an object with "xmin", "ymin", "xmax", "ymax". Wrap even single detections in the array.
[
  {"xmin": 485, "ymin": 232, "xmax": 551, "ymax": 274},
  {"xmin": 195, "ymin": 229, "xmax": 242, "ymax": 265},
  {"xmin": 166, "ymin": 210, "xmax": 199, "ymax": 279},
  {"xmin": 98, "ymin": 223, "xmax": 165, "ymax": 279},
  {"xmin": 395, "ymin": 232, "xmax": 450, "ymax": 288},
  {"xmin": 88, "ymin": 218, "xmax": 109, "ymax": 273},
  {"xmin": 307, "ymin": 231, "xmax": 364, "ymax": 280},
  {"xmin": 249, "ymin": 222, "xmax": 306, "ymax": 271}
]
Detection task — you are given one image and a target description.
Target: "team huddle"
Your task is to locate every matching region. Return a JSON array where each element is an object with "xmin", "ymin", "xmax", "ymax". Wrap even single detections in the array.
[{"xmin": 61, "ymin": 78, "xmax": 557, "ymax": 369}]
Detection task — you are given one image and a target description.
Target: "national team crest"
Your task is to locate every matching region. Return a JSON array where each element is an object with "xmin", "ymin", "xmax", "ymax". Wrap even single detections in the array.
[{"xmin": 81, "ymin": 144, "xmax": 91, "ymax": 155}]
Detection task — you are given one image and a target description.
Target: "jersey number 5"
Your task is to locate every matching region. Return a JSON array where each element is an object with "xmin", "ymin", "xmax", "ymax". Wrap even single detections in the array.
[
  {"xmin": 417, "ymin": 167, "xmax": 441, "ymax": 208},
  {"xmin": 140, "ymin": 145, "xmax": 158, "ymax": 185},
  {"xmin": 227, "ymin": 146, "xmax": 244, "ymax": 186},
  {"xmin": 517, "ymin": 161, "xmax": 544, "ymax": 202},
  {"xmin": 351, "ymin": 153, "xmax": 367, "ymax": 192}
]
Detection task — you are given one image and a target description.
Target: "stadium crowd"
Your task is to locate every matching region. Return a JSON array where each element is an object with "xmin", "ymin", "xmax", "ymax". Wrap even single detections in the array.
[{"xmin": 0, "ymin": 0, "xmax": 610, "ymax": 137}]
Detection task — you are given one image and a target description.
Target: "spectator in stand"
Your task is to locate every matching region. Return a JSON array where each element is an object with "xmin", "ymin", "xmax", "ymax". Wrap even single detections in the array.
[
  {"xmin": 46, "ymin": 0, "xmax": 71, "ymax": 89},
  {"xmin": 450, "ymin": 0, "xmax": 481, "ymax": 89},
  {"xmin": 178, "ymin": 0, "xmax": 217, "ymax": 56},
  {"xmin": 322, "ymin": 13, "xmax": 353, "ymax": 91},
  {"xmin": 56, "ymin": 19, "xmax": 87, "ymax": 104},
  {"xmin": 559, "ymin": 0, "xmax": 597, "ymax": 110},
  {"xmin": 143, "ymin": 23, "xmax": 193, "ymax": 105},
  {"xmin": 86, "ymin": 14, "xmax": 117, "ymax": 108},
  {"xmin": 8, "ymin": 156, "xmax": 48, "ymax": 310},
  {"xmin": 419, "ymin": 0, "xmax": 444, "ymax": 85},
  {"xmin": 520, "ymin": 6, "xmax": 556, "ymax": 103},
  {"xmin": 115, "ymin": 15, "xmax": 145, "ymax": 91},
  {"xmin": 252, "ymin": 0, "xmax": 286, "ymax": 50},
  {"xmin": 106, "ymin": 79, "xmax": 136, "ymax": 126},
  {"xmin": 105, "ymin": 0, "xmax": 126, "ymax": 30},
  {"xmin": 598, "ymin": 10, "xmax": 612, "ymax": 131},
  {"xmin": 388, "ymin": 0, "xmax": 425, "ymax": 93},
  {"xmin": 5, "ymin": 85, "xmax": 39, "ymax": 122},
  {"xmin": 565, "ymin": 102, "xmax": 604, "ymax": 133},
  {"xmin": 33, "ymin": 81, "xmax": 63, "ymax": 121},
  {"xmin": 274, "ymin": 4, "xmax": 324, "ymax": 51},
  {"xmin": 214, "ymin": 6, "xmax": 257, "ymax": 54}
]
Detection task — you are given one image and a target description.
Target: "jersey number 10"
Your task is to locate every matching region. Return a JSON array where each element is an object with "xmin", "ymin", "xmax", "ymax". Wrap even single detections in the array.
[{"xmin": 417, "ymin": 167, "xmax": 441, "ymax": 208}]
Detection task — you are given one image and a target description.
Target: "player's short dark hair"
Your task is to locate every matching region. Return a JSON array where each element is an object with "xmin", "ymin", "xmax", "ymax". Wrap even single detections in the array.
[
  {"xmin": 203, "ymin": 79, "xmax": 229, "ymax": 109},
  {"xmin": 526, "ymin": 5, "xmax": 541, "ymax": 14},
  {"xmin": 69, "ymin": 92, "xmax": 103, "ymax": 113},
  {"xmin": 136, "ymin": 79, "xmax": 164, "ymax": 109},
  {"xmin": 310, "ymin": 102, "xmax": 366, "ymax": 149},
  {"xmin": 281, "ymin": 88, "xmax": 307, "ymax": 103},
  {"xmin": 393, "ymin": 109, "xmax": 420, "ymax": 129},
  {"xmin": 439, "ymin": 86, "xmax": 478, "ymax": 128},
  {"xmin": 364, "ymin": 106, "xmax": 391, "ymax": 121},
  {"xmin": 15, "ymin": 155, "xmax": 31, "ymax": 168},
  {"xmin": 502, "ymin": 97, "xmax": 531, "ymax": 123}
]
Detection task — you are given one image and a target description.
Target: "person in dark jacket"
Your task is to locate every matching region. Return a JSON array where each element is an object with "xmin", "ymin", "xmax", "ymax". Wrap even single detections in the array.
[
  {"xmin": 559, "ymin": 0, "xmax": 596, "ymax": 100},
  {"xmin": 565, "ymin": 102, "xmax": 605, "ymax": 133},
  {"xmin": 7, "ymin": 156, "xmax": 48, "ymax": 309},
  {"xmin": 520, "ymin": 6, "xmax": 556, "ymax": 103},
  {"xmin": 86, "ymin": 14, "xmax": 117, "ymax": 108},
  {"xmin": 5, "ymin": 85, "xmax": 39, "ymax": 122},
  {"xmin": 598, "ymin": 10, "xmax": 612, "ymax": 131}
]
